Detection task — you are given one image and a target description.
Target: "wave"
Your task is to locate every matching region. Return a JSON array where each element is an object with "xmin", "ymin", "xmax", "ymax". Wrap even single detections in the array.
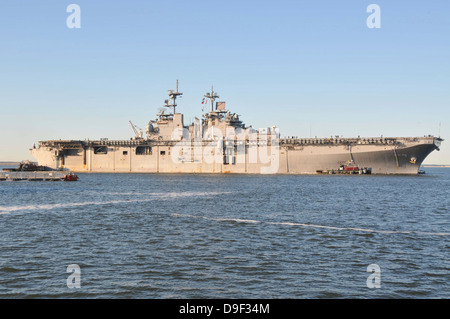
[
  {"xmin": 104, "ymin": 191, "xmax": 230, "ymax": 197},
  {"xmin": 0, "ymin": 191, "xmax": 230, "ymax": 215},
  {"xmin": 171, "ymin": 213, "xmax": 450, "ymax": 237}
]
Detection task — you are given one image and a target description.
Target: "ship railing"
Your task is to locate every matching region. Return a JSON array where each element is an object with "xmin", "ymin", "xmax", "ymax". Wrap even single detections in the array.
[
  {"xmin": 35, "ymin": 135, "xmax": 437, "ymax": 151},
  {"xmin": 278, "ymin": 137, "xmax": 407, "ymax": 146}
]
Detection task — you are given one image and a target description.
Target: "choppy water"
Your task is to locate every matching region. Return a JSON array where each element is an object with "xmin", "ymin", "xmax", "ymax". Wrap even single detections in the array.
[{"xmin": 0, "ymin": 167, "xmax": 449, "ymax": 298}]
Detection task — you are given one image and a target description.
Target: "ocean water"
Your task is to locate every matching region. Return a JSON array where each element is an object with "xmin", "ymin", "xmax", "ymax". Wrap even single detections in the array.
[{"xmin": 0, "ymin": 167, "xmax": 449, "ymax": 298}]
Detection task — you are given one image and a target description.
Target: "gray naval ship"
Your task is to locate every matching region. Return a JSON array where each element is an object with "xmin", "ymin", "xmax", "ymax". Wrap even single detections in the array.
[{"xmin": 30, "ymin": 82, "xmax": 443, "ymax": 175}]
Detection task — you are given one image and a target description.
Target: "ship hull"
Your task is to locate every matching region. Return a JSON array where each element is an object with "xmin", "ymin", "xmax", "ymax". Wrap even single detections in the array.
[
  {"xmin": 283, "ymin": 143, "xmax": 437, "ymax": 175},
  {"xmin": 30, "ymin": 136, "xmax": 441, "ymax": 175}
]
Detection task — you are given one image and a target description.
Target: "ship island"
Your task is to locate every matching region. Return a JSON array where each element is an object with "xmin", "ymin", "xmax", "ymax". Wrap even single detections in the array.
[{"xmin": 30, "ymin": 82, "xmax": 443, "ymax": 175}]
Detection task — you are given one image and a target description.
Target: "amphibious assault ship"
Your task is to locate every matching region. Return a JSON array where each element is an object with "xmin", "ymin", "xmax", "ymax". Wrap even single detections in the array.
[{"xmin": 30, "ymin": 82, "xmax": 443, "ymax": 175}]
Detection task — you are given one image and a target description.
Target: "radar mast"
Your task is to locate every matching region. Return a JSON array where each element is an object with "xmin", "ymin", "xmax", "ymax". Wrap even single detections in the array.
[
  {"xmin": 163, "ymin": 80, "xmax": 183, "ymax": 115},
  {"xmin": 204, "ymin": 86, "xmax": 219, "ymax": 113}
]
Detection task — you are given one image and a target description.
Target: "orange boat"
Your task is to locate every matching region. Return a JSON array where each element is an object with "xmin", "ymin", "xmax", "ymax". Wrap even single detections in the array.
[{"xmin": 63, "ymin": 173, "xmax": 79, "ymax": 181}]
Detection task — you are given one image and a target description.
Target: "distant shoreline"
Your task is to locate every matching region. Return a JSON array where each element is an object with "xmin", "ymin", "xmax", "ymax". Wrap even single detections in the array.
[
  {"xmin": 0, "ymin": 162, "xmax": 20, "ymax": 166},
  {"xmin": 422, "ymin": 165, "xmax": 450, "ymax": 168}
]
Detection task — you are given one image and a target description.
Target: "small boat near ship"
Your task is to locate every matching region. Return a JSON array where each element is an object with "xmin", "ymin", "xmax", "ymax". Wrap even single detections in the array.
[
  {"xmin": 2, "ymin": 161, "xmax": 52, "ymax": 172},
  {"xmin": 63, "ymin": 172, "xmax": 79, "ymax": 181},
  {"xmin": 1, "ymin": 161, "xmax": 78, "ymax": 181},
  {"xmin": 316, "ymin": 160, "xmax": 372, "ymax": 175}
]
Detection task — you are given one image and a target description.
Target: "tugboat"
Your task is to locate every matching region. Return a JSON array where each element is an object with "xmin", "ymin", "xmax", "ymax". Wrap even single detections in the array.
[
  {"xmin": 316, "ymin": 160, "xmax": 372, "ymax": 175},
  {"xmin": 337, "ymin": 160, "xmax": 372, "ymax": 174},
  {"xmin": 340, "ymin": 160, "xmax": 359, "ymax": 172},
  {"xmin": 63, "ymin": 172, "xmax": 79, "ymax": 181}
]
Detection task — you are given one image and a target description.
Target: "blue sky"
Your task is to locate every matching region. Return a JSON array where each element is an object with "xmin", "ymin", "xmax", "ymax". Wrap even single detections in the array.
[{"xmin": 0, "ymin": 0, "xmax": 449, "ymax": 164}]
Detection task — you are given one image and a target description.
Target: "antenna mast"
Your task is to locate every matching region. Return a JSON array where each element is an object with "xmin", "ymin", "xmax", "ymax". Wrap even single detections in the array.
[
  {"xmin": 164, "ymin": 80, "xmax": 183, "ymax": 115},
  {"xmin": 204, "ymin": 85, "xmax": 219, "ymax": 113}
]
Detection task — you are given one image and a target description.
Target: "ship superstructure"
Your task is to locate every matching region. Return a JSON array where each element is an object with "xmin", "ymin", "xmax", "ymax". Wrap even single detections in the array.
[{"xmin": 30, "ymin": 82, "xmax": 443, "ymax": 175}]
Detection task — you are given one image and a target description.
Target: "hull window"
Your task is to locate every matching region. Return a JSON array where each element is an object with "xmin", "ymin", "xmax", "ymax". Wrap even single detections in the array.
[
  {"xmin": 94, "ymin": 146, "xmax": 108, "ymax": 154},
  {"xmin": 136, "ymin": 146, "xmax": 152, "ymax": 155}
]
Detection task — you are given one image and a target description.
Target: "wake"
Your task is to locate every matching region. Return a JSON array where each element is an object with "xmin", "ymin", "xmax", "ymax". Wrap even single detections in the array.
[
  {"xmin": 171, "ymin": 213, "xmax": 450, "ymax": 237},
  {"xmin": 0, "ymin": 191, "xmax": 230, "ymax": 215}
]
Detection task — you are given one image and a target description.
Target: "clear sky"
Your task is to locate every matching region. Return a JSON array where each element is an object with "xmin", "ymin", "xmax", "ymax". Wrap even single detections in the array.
[{"xmin": 1, "ymin": 0, "xmax": 449, "ymax": 164}]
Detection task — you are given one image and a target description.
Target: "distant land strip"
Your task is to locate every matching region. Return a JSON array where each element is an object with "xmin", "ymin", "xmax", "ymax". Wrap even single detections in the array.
[{"xmin": 422, "ymin": 164, "xmax": 450, "ymax": 168}]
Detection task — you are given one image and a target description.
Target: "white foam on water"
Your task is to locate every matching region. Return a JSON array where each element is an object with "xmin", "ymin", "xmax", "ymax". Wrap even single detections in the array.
[
  {"xmin": 171, "ymin": 213, "xmax": 450, "ymax": 237},
  {"xmin": 105, "ymin": 191, "xmax": 231, "ymax": 197},
  {"xmin": 0, "ymin": 191, "xmax": 230, "ymax": 215},
  {"xmin": 0, "ymin": 199, "xmax": 144, "ymax": 214}
]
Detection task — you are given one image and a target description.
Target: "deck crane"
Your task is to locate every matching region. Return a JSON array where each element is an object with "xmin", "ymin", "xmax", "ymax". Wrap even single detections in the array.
[{"xmin": 129, "ymin": 121, "xmax": 144, "ymax": 140}]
